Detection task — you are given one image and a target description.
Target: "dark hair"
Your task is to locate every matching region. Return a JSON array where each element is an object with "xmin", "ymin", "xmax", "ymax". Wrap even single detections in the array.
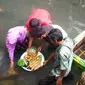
[
  {"xmin": 29, "ymin": 18, "xmax": 41, "ymax": 28},
  {"xmin": 31, "ymin": 26, "xmax": 45, "ymax": 38},
  {"xmin": 48, "ymin": 29, "xmax": 63, "ymax": 42}
]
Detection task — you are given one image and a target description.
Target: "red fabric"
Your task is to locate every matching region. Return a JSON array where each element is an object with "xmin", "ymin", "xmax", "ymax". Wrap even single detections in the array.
[{"xmin": 26, "ymin": 9, "xmax": 52, "ymax": 32}]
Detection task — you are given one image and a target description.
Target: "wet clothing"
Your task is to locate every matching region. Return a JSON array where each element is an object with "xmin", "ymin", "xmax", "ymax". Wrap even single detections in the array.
[
  {"xmin": 43, "ymin": 24, "xmax": 68, "ymax": 47},
  {"xmin": 26, "ymin": 9, "xmax": 52, "ymax": 32},
  {"xmin": 6, "ymin": 26, "xmax": 28, "ymax": 61}
]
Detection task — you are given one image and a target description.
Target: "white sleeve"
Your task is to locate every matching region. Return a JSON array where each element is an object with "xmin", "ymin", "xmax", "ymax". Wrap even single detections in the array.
[{"xmin": 50, "ymin": 24, "xmax": 68, "ymax": 39}]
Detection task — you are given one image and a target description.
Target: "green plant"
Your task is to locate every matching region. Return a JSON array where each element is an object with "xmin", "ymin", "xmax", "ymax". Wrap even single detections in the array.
[{"xmin": 17, "ymin": 59, "xmax": 28, "ymax": 67}]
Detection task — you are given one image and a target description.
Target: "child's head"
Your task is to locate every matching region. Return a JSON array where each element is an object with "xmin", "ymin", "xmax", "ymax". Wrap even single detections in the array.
[{"xmin": 29, "ymin": 18, "xmax": 41, "ymax": 28}]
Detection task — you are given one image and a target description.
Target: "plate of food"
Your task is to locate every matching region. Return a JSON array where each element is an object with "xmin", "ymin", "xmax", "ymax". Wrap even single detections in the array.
[{"xmin": 17, "ymin": 47, "xmax": 45, "ymax": 71}]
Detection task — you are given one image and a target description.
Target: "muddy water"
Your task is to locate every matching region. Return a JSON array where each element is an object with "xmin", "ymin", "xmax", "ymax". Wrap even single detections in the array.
[{"xmin": 0, "ymin": 0, "xmax": 85, "ymax": 85}]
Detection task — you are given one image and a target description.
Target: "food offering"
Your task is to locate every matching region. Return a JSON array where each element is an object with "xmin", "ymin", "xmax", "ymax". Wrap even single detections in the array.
[{"xmin": 18, "ymin": 47, "xmax": 45, "ymax": 71}]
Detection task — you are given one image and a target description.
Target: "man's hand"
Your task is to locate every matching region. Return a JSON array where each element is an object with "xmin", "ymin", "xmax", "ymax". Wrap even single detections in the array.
[
  {"xmin": 56, "ymin": 76, "xmax": 63, "ymax": 85},
  {"xmin": 43, "ymin": 60, "xmax": 48, "ymax": 66}
]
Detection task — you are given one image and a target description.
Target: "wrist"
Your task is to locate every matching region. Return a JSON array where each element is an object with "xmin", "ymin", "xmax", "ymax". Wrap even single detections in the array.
[
  {"xmin": 10, "ymin": 60, "xmax": 14, "ymax": 63},
  {"xmin": 10, "ymin": 60, "xmax": 14, "ymax": 68},
  {"xmin": 58, "ymin": 76, "xmax": 63, "ymax": 80},
  {"xmin": 60, "ymin": 70, "xmax": 66, "ymax": 78},
  {"xmin": 44, "ymin": 59, "xmax": 48, "ymax": 62}
]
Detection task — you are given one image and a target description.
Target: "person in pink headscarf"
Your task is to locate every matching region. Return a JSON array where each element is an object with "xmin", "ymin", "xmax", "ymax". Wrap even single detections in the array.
[
  {"xmin": 6, "ymin": 26, "xmax": 28, "ymax": 75},
  {"xmin": 25, "ymin": 9, "xmax": 52, "ymax": 49}
]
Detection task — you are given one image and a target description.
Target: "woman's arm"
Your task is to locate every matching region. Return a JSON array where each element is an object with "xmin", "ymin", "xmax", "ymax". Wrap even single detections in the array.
[
  {"xmin": 28, "ymin": 33, "xmax": 34, "ymax": 48},
  {"xmin": 7, "ymin": 43, "xmax": 16, "ymax": 68}
]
